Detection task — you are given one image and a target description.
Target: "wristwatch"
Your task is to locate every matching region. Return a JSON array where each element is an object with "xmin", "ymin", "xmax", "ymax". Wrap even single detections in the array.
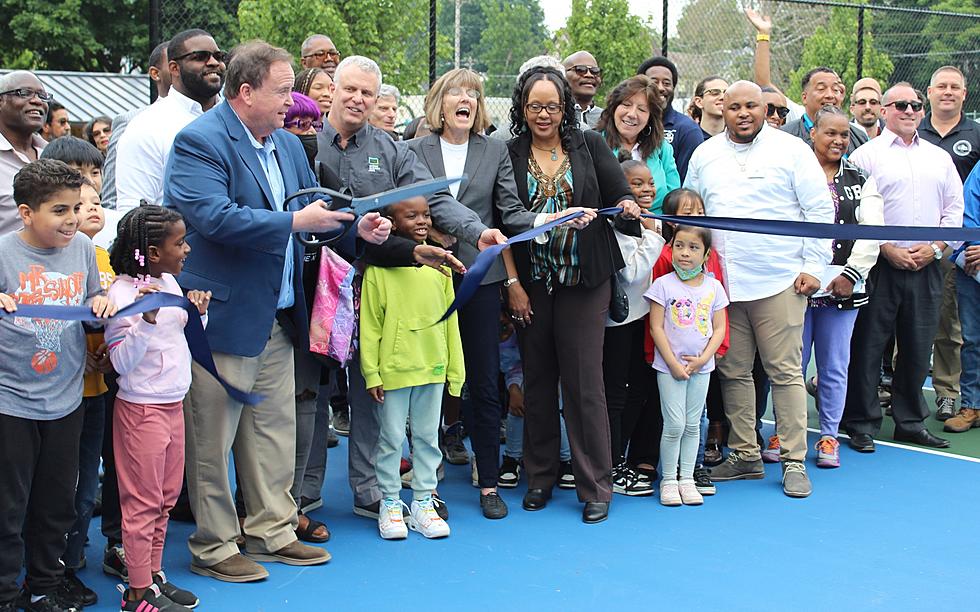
[
  {"xmin": 503, "ymin": 277, "xmax": 519, "ymax": 288},
  {"xmin": 930, "ymin": 243, "xmax": 944, "ymax": 260}
]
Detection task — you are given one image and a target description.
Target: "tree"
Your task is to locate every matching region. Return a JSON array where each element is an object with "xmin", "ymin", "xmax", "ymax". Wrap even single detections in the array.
[
  {"xmin": 555, "ymin": 0, "xmax": 654, "ymax": 101},
  {"xmin": 475, "ymin": 0, "xmax": 550, "ymax": 97},
  {"xmin": 437, "ymin": 0, "xmax": 487, "ymax": 74},
  {"xmin": 238, "ymin": 0, "xmax": 351, "ymax": 61},
  {"xmin": 787, "ymin": 5, "xmax": 894, "ymax": 101},
  {"xmin": 671, "ymin": 0, "xmax": 753, "ymax": 93}
]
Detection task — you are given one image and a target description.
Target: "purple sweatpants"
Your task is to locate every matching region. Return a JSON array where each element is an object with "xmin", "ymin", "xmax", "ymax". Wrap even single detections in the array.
[{"xmin": 802, "ymin": 306, "xmax": 860, "ymax": 437}]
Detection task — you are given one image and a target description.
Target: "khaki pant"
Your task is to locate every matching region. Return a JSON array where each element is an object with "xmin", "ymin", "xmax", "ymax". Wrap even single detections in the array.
[
  {"xmin": 184, "ymin": 322, "xmax": 298, "ymax": 567},
  {"xmin": 718, "ymin": 286, "xmax": 808, "ymax": 462},
  {"xmin": 932, "ymin": 252, "xmax": 962, "ymax": 400}
]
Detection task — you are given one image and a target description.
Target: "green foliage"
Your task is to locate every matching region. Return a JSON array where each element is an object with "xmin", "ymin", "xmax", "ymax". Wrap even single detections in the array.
[
  {"xmin": 161, "ymin": 0, "xmax": 239, "ymax": 50},
  {"xmin": 671, "ymin": 0, "xmax": 753, "ymax": 93},
  {"xmin": 476, "ymin": 0, "xmax": 550, "ymax": 97},
  {"xmin": 238, "ymin": 0, "xmax": 351, "ymax": 61},
  {"xmin": 556, "ymin": 0, "xmax": 655, "ymax": 102},
  {"xmin": 437, "ymin": 0, "xmax": 488, "ymax": 73},
  {"xmin": 787, "ymin": 6, "xmax": 893, "ymax": 101}
]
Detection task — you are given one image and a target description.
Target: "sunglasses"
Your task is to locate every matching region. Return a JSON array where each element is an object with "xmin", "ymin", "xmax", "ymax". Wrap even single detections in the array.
[
  {"xmin": 568, "ymin": 65, "xmax": 602, "ymax": 77},
  {"xmin": 884, "ymin": 100, "xmax": 923, "ymax": 112},
  {"xmin": 303, "ymin": 49, "xmax": 341, "ymax": 61},
  {"xmin": 0, "ymin": 88, "xmax": 54, "ymax": 103},
  {"xmin": 766, "ymin": 103, "xmax": 790, "ymax": 119},
  {"xmin": 172, "ymin": 49, "xmax": 227, "ymax": 63},
  {"xmin": 285, "ymin": 118, "xmax": 323, "ymax": 132}
]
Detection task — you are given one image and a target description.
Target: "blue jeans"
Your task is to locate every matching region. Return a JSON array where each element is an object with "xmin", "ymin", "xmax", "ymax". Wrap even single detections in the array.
[
  {"xmin": 658, "ymin": 372, "xmax": 710, "ymax": 482},
  {"xmin": 956, "ymin": 269, "xmax": 980, "ymax": 409},
  {"xmin": 802, "ymin": 306, "xmax": 860, "ymax": 437},
  {"xmin": 64, "ymin": 394, "xmax": 105, "ymax": 569},
  {"xmin": 375, "ymin": 383, "xmax": 444, "ymax": 500}
]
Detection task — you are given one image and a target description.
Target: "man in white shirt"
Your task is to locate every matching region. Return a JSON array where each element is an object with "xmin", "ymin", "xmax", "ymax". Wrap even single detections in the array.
[
  {"xmin": 115, "ymin": 29, "xmax": 225, "ymax": 211},
  {"xmin": 685, "ymin": 81, "xmax": 834, "ymax": 498}
]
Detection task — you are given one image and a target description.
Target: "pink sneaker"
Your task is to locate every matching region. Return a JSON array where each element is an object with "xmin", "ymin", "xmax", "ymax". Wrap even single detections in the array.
[
  {"xmin": 815, "ymin": 436, "xmax": 840, "ymax": 468},
  {"xmin": 678, "ymin": 480, "xmax": 703, "ymax": 506},
  {"xmin": 660, "ymin": 481, "xmax": 681, "ymax": 506},
  {"xmin": 761, "ymin": 435, "xmax": 781, "ymax": 463}
]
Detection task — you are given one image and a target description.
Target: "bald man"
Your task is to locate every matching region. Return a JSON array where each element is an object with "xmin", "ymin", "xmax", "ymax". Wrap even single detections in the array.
[
  {"xmin": 563, "ymin": 51, "xmax": 603, "ymax": 128},
  {"xmin": 685, "ymin": 81, "xmax": 833, "ymax": 498},
  {"xmin": 0, "ymin": 71, "xmax": 49, "ymax": 236},
  {"xmin": 300, "ymin": 34, "xmax": 340, "ymax": 77}
]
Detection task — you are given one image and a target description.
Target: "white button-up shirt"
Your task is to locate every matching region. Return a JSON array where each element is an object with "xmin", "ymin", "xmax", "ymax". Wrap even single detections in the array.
[
  {"xmin": 115, "ymin": 88, "xmax": 206, "ymax": 211},
  {"xmin": 685, "ymin": 124, "xmax": 834, "ymax": 302}
]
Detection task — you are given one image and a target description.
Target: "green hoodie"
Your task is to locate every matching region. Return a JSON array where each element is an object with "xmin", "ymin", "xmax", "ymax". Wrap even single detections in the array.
[{"xmin": 359, "ymin": 264, "xmax": 465, "ymax": 396}]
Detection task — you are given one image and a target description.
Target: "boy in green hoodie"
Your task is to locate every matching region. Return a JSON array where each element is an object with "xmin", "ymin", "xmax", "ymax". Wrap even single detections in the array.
[{"xmin": 360, "ymin": 196, "xmax": 464, "ymax": 541}]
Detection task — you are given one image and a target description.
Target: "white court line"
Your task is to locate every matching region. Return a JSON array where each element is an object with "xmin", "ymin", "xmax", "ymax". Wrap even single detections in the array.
[{"xmin": 760, "ymin": 418, "xmax": 980, "ymax": 464}]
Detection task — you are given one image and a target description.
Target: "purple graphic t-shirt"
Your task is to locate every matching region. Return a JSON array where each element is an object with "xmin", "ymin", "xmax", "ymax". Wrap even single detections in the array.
[{"xmin": 644, "ymin": 272, "xmax": 728, "ymax": 375}]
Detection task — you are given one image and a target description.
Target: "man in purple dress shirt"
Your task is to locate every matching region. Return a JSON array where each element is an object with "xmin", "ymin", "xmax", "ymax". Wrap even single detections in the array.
[{"xmin": 842, "ymin": 82, "xmax": 964, "ymax": 452}]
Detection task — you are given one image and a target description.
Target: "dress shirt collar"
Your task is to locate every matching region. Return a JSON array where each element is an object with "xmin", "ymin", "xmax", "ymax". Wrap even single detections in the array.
[
  {"xmin": 879, "ymin": 126, "xmax": 919, "ymax": 148},
  {"xmin": 0, "ymin": 129, "xmax": 46, "ymax": 154},
  {"xmin": 322, "ymin": 120, "xmax": 368, "ymax": 150},
  {"xmin": 229, "ymin": 105, "xmax": 276, "ymax": 153},
  {"xmin": 165, "ymin": 87, "xmax": 206, "ymax": 116}
]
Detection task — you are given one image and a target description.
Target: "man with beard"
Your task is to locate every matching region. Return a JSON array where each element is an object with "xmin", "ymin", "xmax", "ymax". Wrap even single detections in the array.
[
  {"xmin": 115, "ymin": 29, "xmax": 225, "ymax": 210},
  {"xmin": 849, "ymin": 77, "xmax": 883, "ymax": 139},
  {"xmin": 563, "ymin": 51, "xmax": 603, "ymax": 128},
  {"xmin": 685, "ymin": 81, "xmax": 833, "ymax": 498},
  {"xmin": 0, "ymin": 71, "xmax": 49, "ymax": 236},
  {"xmin": 637, "ymin": 56, "xmax": 703, "ymax": 182},
  {"xmin": 300, "ymin": 34, "xmax": 341, "ymax": 79}
]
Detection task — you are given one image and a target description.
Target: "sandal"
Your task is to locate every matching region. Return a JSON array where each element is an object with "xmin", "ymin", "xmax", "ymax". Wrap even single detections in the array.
[{"xmin": 295, "ymin": 514, "xmax": 330, "ymax": 543}]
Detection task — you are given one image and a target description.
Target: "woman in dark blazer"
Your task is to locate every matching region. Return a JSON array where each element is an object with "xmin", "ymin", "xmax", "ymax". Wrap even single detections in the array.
[
  {"xmin": 406, "ymin": 68, "xmax": 593, "ymax": 520},
  {"xmin": 505, "ymin": 66, "xmax": 640, "ymax": 523}
]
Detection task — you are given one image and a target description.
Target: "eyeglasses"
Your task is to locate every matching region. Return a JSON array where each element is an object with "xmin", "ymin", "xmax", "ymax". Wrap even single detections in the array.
[
  {"xmin": 884, "ymin": 100, "xmax": 923, "ymax": 113},
  {"xmin": 302, "ymin": 49, "xmax": 341, "ymax": 61},
  {"xmin": 702, "ymin": 88, "xmax": 725, "ymax": 97},
  {"xmin": 852, "ymin": 98, "xmax": 880, "ymax": 107},
  {"xmin": 567, "ymin": 65, "xmax": 602, "ymax": 77},
  {"xmin": 448, "ymin": 87, "xmax": 481, "ymax": 100},
  {"xmin": 171, "ymin": 49, "xmax": 227, "ymax": 63},
  {"xmin": 285, "ymin": 118, "xmax": 323, "ymax": 132},
  {"xmin": 0, "ymin": 88, "xmax": 54, "ymax": 103},
  {"xmin": 525, "ymin": 103, "xmax": 563, "ymax": 115},
  {"xmin": 766, "ymin": 103, "xmax": 790, "ymax": 119}
]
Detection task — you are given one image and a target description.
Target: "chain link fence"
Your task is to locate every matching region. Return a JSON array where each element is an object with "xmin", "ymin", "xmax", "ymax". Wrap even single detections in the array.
[{"xmin": 149, "ymin": 0, "xmax": 980, "ymax": 129}]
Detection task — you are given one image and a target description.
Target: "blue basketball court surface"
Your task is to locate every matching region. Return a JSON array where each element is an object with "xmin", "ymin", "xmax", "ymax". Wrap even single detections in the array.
[{"xmin": 74, "ymin": 422, "xmax": 979, "ymax": 611}]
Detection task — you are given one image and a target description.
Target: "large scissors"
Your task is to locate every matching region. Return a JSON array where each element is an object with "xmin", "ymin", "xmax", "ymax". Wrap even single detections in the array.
[{"xmin": 283, "ymin": 175, "xmax": 466, "ymax": 248}]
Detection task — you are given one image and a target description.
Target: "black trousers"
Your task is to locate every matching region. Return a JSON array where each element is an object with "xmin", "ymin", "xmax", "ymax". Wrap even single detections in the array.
[
  {"xmin": 100, "ymin": 373, "xmax": 123, "ymax": 546},
  {"xmin": 0, "ymin": 407, "xmax": 84, "ymax": 602},
  {"xmin": 626, "ymin": 370, "xmax": 662, "ymax": 469},
  {"xmin": 603, "ymin": 319, "xmax": 651, "ymax": 464},
  {"xmin": 844, "ymin": 259, "xmax": 942, "ymax": 436},
  {"xmin": 518, "ymin": 279, "xmax": 612, "ymax": 502},
  {"xmin": 458, "ymin": 282, "xmax": 505, "ymax": 489}
]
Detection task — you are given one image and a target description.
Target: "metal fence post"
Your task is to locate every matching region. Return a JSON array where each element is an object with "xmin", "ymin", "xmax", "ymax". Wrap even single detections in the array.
[
  {"xmin": 150, "ymin": 0, "xmax": 161, "ymax": 102},
  {"xmin": 856, "ymin": 6, "xmax": 865, "ymax": 80},
  {"xmin": 662, "ymin": 0, "xmax": 669, "ymax": 57},
  {"xmin": 429, "ymin": 0, "xmax": 437, "ymax": 87}
]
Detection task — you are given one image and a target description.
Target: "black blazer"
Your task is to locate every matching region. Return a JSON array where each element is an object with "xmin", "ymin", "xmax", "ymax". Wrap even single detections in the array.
[{"xmin": 506, "ymin": 128, "xmax": 637, "ymax": 289}]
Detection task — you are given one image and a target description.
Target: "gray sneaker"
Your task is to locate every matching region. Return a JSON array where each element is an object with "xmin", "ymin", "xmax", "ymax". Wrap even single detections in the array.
[
  {"xmin": 332, "ymin": 408, "xmax": 350, "ymax": 436},
  {"xmin": 781, "ymin": 461, "xmax": 812, "ymax": 498},
  {"xmin": 936, "ymin": 396, "xmax": 957, "ymax": 421},
  {"xmin": 709, "ymin": 451, "xmax": 764, "ymax": 481}
]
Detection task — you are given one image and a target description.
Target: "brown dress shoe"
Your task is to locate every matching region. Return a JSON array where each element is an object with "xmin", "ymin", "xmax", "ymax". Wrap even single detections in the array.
[
  {"xmin": 944, "ymin": 408, "xmax": 980, "ymax": 433},
  {"xmin": 190, "ymin": 553, "xmax": 269, "ymax": 583},
  {"xmin": 246, "ymin": 540, "xmax": 331, "ymax": 566}
]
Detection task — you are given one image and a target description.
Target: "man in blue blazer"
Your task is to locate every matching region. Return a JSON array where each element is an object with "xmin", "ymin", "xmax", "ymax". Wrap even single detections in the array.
[{"xmin": 164, "ymin": 40, "xmax": 389, "ymax": 583}]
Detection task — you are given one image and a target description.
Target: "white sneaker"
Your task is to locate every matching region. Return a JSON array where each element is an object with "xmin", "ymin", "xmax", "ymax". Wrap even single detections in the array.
[
  {"xmin": 678, "ymin": 480, "xmax": 704, "ymax": 506},
  {"xmin": 660, "ymin": 480, "xmax": 681, "ymax": 506},
  {"xmin": 408, "ymin": 496, "xmax": 451, "ymax": 538},
  {"xmin": 378, "ymin": 497, "xmax": 408, "ymax": 540}
]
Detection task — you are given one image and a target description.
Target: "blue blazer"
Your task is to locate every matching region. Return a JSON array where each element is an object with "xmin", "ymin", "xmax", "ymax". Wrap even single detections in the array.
[{"xmin": 164, "ymin": 101, "xmax": 321, "ymax": 358}]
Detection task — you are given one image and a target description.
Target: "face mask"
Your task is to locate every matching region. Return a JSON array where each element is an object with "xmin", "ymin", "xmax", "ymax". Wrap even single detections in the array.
[
  {"xmin": 298, "ymin": 133, "xmax": 319, "ymax": 166},
  {"xmin": 672, "ymin": 262, "xmax": 702, "ymax": 281}
]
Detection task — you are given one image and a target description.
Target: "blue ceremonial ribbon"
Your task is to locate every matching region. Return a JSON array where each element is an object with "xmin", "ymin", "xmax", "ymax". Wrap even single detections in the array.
[
  {"xmin": 0, "ymin": 292, "xmax": 263, "ymax": 405},
  {"xmin": 424, "ymin": 207, "xmax": 980, "ymax": 328}
]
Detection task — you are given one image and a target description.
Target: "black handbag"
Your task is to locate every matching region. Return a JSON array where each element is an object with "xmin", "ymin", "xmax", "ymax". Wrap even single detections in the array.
[{"xmin": 609, "ymin": 272, "xmax": 629, "ymax": 323}]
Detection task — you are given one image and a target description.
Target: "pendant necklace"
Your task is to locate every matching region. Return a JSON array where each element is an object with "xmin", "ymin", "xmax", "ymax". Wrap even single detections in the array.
[
  {"xmin": 533, "ymin": 143, "xmax": 560, "ymax": 162},
  {"xmin": 729, "ymin": 138, "xmax": 757, "ymax": 172}
]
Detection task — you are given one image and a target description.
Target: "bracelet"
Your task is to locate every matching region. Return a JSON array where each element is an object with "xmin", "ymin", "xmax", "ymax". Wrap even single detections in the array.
[
  {"xmin": 756, "ymin": 33, "xmax": 770, "ymax": 42},
  {"xmin": 503, "ymin": 277, "xmax": 519, "ymax": 288}
]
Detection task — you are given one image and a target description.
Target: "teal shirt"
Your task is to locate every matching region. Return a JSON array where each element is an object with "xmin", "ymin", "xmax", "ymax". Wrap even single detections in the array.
[{"xmin": 610, "ymin": 138, "xmax": 680, "ymax": 214}]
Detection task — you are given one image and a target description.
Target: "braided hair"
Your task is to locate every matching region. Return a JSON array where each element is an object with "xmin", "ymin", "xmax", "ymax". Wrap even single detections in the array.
[
  {"xmin": 110, "ymin": 205, "xmax": 184, "ymax": 278},
  {"xmin": 294, "ymin": 67, "xmax": 325, "ymax": 97}
]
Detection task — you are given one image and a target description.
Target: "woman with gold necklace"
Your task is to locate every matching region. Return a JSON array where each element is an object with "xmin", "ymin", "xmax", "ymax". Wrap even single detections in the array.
[{"xmin": 505, "ymin": 66, "xmax": 641, "ymax": 524}]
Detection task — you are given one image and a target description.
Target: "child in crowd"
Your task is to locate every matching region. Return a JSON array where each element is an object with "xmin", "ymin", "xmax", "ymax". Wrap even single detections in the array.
[
  {"xmin": 360, "ymin": 196, "xmax": 464, "ymax": 540},
  {"xmin": 646, "ymin": 224, "xmax": 728, "ymax": 506},
  {"xmin": 59, "ymin": 180, "xmax": 115, "ymax": 608},
  {"xmin": 105, "ymin": 205, "xmax": 208, "ymax": 612},
  {"xmin": 604, "ymin": 160, "xmax": 666, "ymax": 497},
  {"xmin": 497, "ymin": 312, "xmax": 574, "ymax": 489},
  {"xmin": 39, "ymin": 136, "xmax": 105, "ymax": 192},
  {"xmin": 0, "ymin": 160, "xmax": 115, "ymax": 612}
]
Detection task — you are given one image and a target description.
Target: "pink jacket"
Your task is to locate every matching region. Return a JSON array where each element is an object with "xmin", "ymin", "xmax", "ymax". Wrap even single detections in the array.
[{"xmin": 105, "ymin": 273, "xmax": 206, "ymax": 405}]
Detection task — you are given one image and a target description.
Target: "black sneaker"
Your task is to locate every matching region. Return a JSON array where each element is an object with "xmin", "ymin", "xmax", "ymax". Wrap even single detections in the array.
[
  {"xmin": 479, "ymin": 491, "xmax": 508, "ymax": 519},
  {"xmin": 25, "ymin": 595, "xmax": 79, "ymax": 612},
  {"xmin": 118, "ymin": 584, "xmax": 190, "ymax": 612},
  {"xmin": 431, "ymin": 492, "xmax": 450, "ymax": 521},
  {"xmin": 936, "ymin": 396, "xmax": 957, "ymax": 421},
  {"xmin": 60, "ymin": 570, "xmax": 97, "ymax": 607},
  {"xmin": 102, "ymin": 544, "xmax": 128, "ymax": 582},
  {"xmin": 497, "ymin": 456, "xmax": 521, "ymax": 488},
  {"xmin": 558, "ymin": 460, "xmax": 576, "ymax": 489},
  {"xmin": 332, "ymin": 409, "xmax": 350, "ymax": 437},
  {"xmin": 327, "ymin": 426, "xmax": 339, "ymax": 448},
  {"xmin": 353, "ymin": 499, "xmax": 381, "ymax": 519},
  {"xmin": 0, "ymin": 600, "xmax": 16, "ymax": 612},
  {"xmin": 693, "ymin": 466, "xmax": 716, "ymax": 496},
  {"xmin": 153, "ymin": 572, "xmax": 198, "ymax": 609},
  {"xmin": 441, "ymin": 425, "xmax": 469, "ymax": 465},
  {"xmin": 634, "ymin": 465, "xmax": 658, "ymax": 485},
  {"xmin": 612, "ymin": 463, "xmax": 654, "ymax": 496}
]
